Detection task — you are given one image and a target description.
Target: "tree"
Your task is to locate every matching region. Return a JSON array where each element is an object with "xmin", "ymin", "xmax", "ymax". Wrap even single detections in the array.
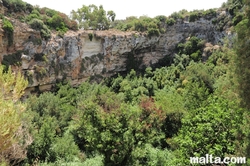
[
  {"xmin": 233, "ymin": 0, "xmax": 250, "ymax": 162},
  {"xmin": 107, "ymin": 10, "xmax": 116, "ymax": 22},
  {"xmin": 72, "ymin": 96, "xmax": 165, "ymax": 165},
  {"xmin": 234, "ymin": 0, "xmax": 250, "ymax": 109},
  {"xmin": 0, "ymin": 65, "xmax": 28, "ymax": 163},
  {"xmin": 70, "ymin": 4, "xmax": 115, "ymax": 30},
  {"xmin": 172, "ymin": 97, "xmax": 241, "ymax": 165}
]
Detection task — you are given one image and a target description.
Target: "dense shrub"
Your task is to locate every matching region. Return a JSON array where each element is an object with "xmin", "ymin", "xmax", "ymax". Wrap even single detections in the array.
[
  {"xmin": 232, "ymin": 13, "xmax": 244, "ymax": 25},
  {"xmin": 114, "ymin": 16, "xmax": 163, "ymax": 37},
  {"xmin": 172, "ymin": 97, "xmax": 241, "ymax": 164},
  {"xmin": 147, "ymin": 28, "xmax": 160, "ymax": 37},
  {"xmin": 25, "ymin": 6, "xmax": 78, "ymax": 39},
  {"xmin": 88, "ymin": 33, "xmax": 93, "ymax": 41},
  {"xmin": 177, "ymin": 36, "xmax": 204, "ymax": 60},
  {"xmin": 28, "ymin": 18, "xmax": 51, "ymax": 39},
  {"xmin": 40, "ymin": 25, "xmax": 51, "ymax": 40},
  {"xmin": 2, "ymin": 17, "xmax": 14, "ymax": 46},
  {"xmin": 47, "ymin": 14, "xmax": 63, "ymax": 29},
  {"xmin": 166, "ymin": 18, "xmax": 176, "ymax": 26},
  {"xmin": 25, "ymin": 9, "xmax": 41, "ymax": 22},
  {"xmin": 170, "ymin": 11, "xmax": 184, "ymax": 20},
  {"xmin": 189, "ymin": 12, "xmax": 200, "ymax": 22},
  {"xmin": 2, "ymin": 51, "xmax": 23, "ymax": 68},
  {"xmin": 2, "ymin": 0, "xmax": 30, "ymax": 13},
  {"xmin": 202, "ymin": 8, "xmax": 217, "ymax": 18},
  {"xmin": 28, "ymin": 18, "xmax": 44, "ymax": 30}
]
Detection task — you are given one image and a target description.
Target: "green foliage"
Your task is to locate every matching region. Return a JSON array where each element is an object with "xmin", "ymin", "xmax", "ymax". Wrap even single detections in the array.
[
  {"xmin": 0, "ymin": 65, "xmax": 28, "ymax": 164},
  {"xmin": 107, "ymin": 10, "xmax": 116, "ymax": 22},
  {"xmin": 25, "ymin": 6, "xmax": 78, "ymax": 40},
  {"xmin": 114, "ymin": 16, "xmax": 164, "ymax": 37},
  {"xmin": 81, "ymin": 155, "xmax": 104, "ymax": 166},
  {"xmin": 28, "ymin": 18, "xmax": 44, "ymax": 30},
  {"xmin": 27, "ymin": 118, "xmax": 57, "ymax": 163},
  {"xmin": 189, "ymin": 11, "xmax": 200, "ymax": 22},
  {"xmin": 47, "ymin": 14, "xmax": 68, "ymax": 34},
  {"xmin": 166, "ymin": 18, "xmax": 176, "ymax": 26},
  {"xmin": 2, "ymin": 0, "xmax": 32, "ymax": 13},
  {"xmin": 172, "ymin": 96, "xmax": 241, "ymax": 164},
  {"xmin": 7, "ymin": 2, "xmax": 250, "ymax": 164},
  {"xmin": 226, "ymin": 0, "xmax": 243, "ymax": 16},
  {"xmin": 177, "ymin": 36, "xmax": 204, "ymax": 61},
  {"xmin": 129, "ymin": 144, "xmax": 174, "ymax": 166},
  {"xmin": 232, "ymin": 12, "xmax": 244, "ymax": 25},
  {"xmin": 70, "ymin": 4, "xmax": 115, "ymax": 30},
  {"xmin": 51, "ymin": 133, "xmax": 80, "ymax": 162},
  {"xmin": 170, "ymin": 11, "xmax": 184, "ymax": 20},
  {"xmin": 26, "ymin": 91, "xmax": 76, "ymax": 135},
  {"xmin": 2, "ymin": 17, "xmax": 14, "ymax": 46},
  {"xmin": 202, "ymin": 9, "xmax": 217, "ymax": 17},
  {"xmin": 26, "ymin": 92, "xmax": 80, "ymax": 163},
  {"xmin": 167, "ymin": 8, "xmax": 217, "ymax": 23},
  {"xmin": 25, "ymin": 9, "xmax": 41, "ymax": 22},
  {"xmin": 2, "ymin": 50, "xmax": 23, "ymax": 68},
  {"xmin": 28, "ymin": 18, "xmax": 51, "ymax": 39},
  {"xmin": 233, "ymin": 0, "xmax": 250, "ymax": 161},
  {"xmin": 235, "ymin": 19, "xmax": 250, "ymax": 109},
  {"xmin": 72, "ymin": 97, "xmax": 165, "ymax": 165},
  {"xmin": 40, "ymin": 24, "xmax": 51, "ymax": 40},
  {"xmin": 22, "ymin": 40, "xmax": 249, "ymax": 165},
  {"xmin": 88, "ymin": 33, "xmax": 93, "ymax": 41}
]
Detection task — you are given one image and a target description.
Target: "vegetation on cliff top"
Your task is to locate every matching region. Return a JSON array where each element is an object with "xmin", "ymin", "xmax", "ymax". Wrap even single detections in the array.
[
  {"xmin": 1, "ymin": 0, "xmax": 78, "ymax": 39},
  {"xmin": 0, "ymin": 0, "xmax": 243, "ymax": 39}
]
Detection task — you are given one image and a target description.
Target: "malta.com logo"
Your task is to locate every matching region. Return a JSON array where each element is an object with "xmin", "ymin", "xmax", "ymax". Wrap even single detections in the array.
[{"xmin": 190, "ymin": 154, "xmax": 246, "ymax": 165}]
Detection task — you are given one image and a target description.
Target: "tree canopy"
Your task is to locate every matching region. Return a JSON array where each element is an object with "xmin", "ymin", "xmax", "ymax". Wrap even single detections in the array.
[{"xmin": 70, "ymin": 4, "xmax": 116, "ymax": 30}]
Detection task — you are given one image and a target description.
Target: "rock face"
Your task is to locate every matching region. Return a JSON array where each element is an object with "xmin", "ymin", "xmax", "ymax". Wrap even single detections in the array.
[{"xmin": 0, "ymin": 12, "xmax": 231, "ymax": 94}]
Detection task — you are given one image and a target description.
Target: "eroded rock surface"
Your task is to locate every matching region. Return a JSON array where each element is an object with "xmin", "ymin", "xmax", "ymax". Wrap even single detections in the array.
[{"xmin": 0, "ymin": 12, "xmax": 231, "ymax": 94}]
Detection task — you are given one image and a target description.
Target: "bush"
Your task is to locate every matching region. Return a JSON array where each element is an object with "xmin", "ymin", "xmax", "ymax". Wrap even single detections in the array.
[
  {"xmin": 189, "ymin": 12, "xmax": 199, "ymax": 22},
  {"xmin": 173, "ymin": 97, "xmax": 241, "ymax": 164},
  {"xmin": 2, "ymin": 18, "xmax": 14, "ymax": 46},
  {"xmin": 129, "ymin": 144, "xmax": 173, "ymax": 166},
  {"xmin": 88, "ymin": 33, "xmax": 93, "ymax": 41},
  {"xmin": 28, "ymin": 18, "xmax": 51, "ymax": 39},
  {"xmin": 82, "ymin": 155, "xmax": 104, "ymax": 166},
  {"xmin": 40, "ymin": 25, "xmax": 51, "ymax": 40},
  {"xmin": 28, "ymin": 18, "xmax": 44, "ymax": 30},
  {"xmin": 2, "ymin": 51, "xmax": 23, "ymax": 69},
  {"xmin": 2, "ymin": 0, "xmax": 28, "ymax": 13},
  {"xmin": 44, "ymin": 8, "xmax": 57, "ymax": 17},
  {"xmin": 232, "ymin": 13, "xmax": 244, "ymax": 26},
  {"xmin": 26, "ymin": 118, "xmax": 57, "ymax": 163},
  {"xmin": 177, "ymin": 36, "xmax": 204, "ymax": 56},
  {"xmin": 147, "ymin": 28, "xmax": 160, "ymax": 37},
  {"xmin": 190, "ymin": 50, "xmax": 201, "ymax": 61},
  {"xmin": 47, "ymin": 14, "xmax": 63, "ymax": 29},
  {"xmin": 51, "ymin": 134, "xmax": 81, "ymax": 162},
  {"xmin": 154, "ymin": 15, "xmax": 167, "ymax": 22},
  {"xmin": 25, "ymin": 9, "xmax": 41, "ymax": 22},
  {"xmin": 166, "ymin": 18, "xmax": 176, "ymax": 26},
  {"xmin": 114, "ymin": 16, "xmax": 164, "ymax": 36},
  {"xmin": 202, "ymin": 9, "xmax": 217, "ymax": 18},
  {"xmin": 170, "ymin": 11, "xmax": 184, "ymax": 20}
]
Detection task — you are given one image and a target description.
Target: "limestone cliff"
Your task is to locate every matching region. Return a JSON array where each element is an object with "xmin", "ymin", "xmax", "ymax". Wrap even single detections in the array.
[{"xmin": 0, "ymin": 10, "xmax": 232, "ymax": 94}]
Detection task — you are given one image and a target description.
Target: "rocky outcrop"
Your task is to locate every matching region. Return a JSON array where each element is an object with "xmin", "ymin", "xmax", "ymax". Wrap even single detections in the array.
[{"xmin": 0, "ymin": 11, "xmax": 231, "ymax": 94}]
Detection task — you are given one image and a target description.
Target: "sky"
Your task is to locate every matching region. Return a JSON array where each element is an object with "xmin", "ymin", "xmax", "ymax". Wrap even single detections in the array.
[{"xmin": 23, "ymin": 0, "xmax": 227, "ymax": 20}]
